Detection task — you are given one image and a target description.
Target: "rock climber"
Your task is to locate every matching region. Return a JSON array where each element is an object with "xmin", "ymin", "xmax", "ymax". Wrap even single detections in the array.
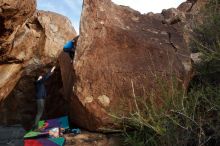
[
  {"xmin": 63, "ymin": 35, "xmax": 79, "ymax": 63},
  {"xmin": 33, "ymin": 66, "xmax": 56, "ymax": 129}
]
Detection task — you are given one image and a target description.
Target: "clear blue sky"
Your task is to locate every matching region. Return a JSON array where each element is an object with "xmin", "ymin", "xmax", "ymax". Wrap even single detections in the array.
[
  {"xmin": 37, "ymin": 0, "xmax": 185, "ymax": 34},
  {"xmin": 37, "ymin": 0, "xmax": 83, "ymax": 34}
]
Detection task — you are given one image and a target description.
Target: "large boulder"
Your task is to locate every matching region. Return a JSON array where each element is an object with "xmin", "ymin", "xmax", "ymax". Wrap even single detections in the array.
[
  {"xmin": 0, "ymin": 5, "xmax": 76, "ymax": 127},
  {"xmin": 66, "ymin": 0, "xmax": 193, "ymax": 131},
  {"xmin": 0, "ymin": 0, "xmax": 36, "ymax": 43},
  {"xmin": 0, "ymin": 0, "xmax": 36, "ymax": 102},
  {"xmin": 11, "ymin": 10, "xmax": 76, "ymax": 66},
  {"xmin": 188, "ymin": 0, "xmax": 209, "ymax": 13},
  {"xmin": 0, "ymin": 10, "xmax": 76, "ymax": 102}
]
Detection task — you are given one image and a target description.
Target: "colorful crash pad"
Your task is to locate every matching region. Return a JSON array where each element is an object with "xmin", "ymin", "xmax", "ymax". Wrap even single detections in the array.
[
  {"xmin": 24, "ymin": 116, "xmax": 69, "ymax": 138},
  {"xmin": 24, "ymin": 116, "xmax": 69, "ymax": 146},
  {"xmin": 25, "ymin": 137, "xmax": 65, "ymax": 146}
]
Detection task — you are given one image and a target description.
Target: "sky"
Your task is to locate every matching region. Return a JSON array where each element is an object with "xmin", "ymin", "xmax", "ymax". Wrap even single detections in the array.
[
  {"xmin": 37, "ymin": 0, "xmax": 185, "ymax": 34},
  {"xmin": 37, "ymin": 0, "xmax": 83, "ymax": 33}
]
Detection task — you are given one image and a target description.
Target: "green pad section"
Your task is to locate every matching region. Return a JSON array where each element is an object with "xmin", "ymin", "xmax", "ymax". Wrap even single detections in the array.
[
  {"xmin": 24, "ymin": 131, "xmax": 41, "ymax": 138},
  {"xmin": 38, "ymin": 120, "xmax": 45, "ymax": 128},
  {"xmin": 49, "ymin": 137, "xmax": 65, "ymax": 146}
]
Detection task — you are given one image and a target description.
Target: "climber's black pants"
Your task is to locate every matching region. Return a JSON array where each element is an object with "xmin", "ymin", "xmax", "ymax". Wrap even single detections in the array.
[{"xmin": 34, "ymin": 99, "xmax": 45, "ymax": 127}]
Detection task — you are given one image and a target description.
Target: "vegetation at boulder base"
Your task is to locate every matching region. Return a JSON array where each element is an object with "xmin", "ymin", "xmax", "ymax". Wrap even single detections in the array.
[{"xmin": 117, "ymin": 0, "xmax": 220, "ymax": 145}]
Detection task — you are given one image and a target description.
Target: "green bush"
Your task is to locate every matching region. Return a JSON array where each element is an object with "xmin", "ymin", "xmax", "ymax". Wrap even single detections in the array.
[
  {"xmin": 191, "ymin": 0, "xmax": 220, "ymax": 75},
  {"xmin": 119, "ymin": 82, "xmax": 220, "ymax": 146}
]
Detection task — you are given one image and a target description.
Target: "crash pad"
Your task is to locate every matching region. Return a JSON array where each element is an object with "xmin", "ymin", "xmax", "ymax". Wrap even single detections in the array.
[
  {"xmin": 24, "ymin": 116, "xmax": 69, "ymax": 138},
  {"xmin": 24, "ymin": 116, "xmax": 68, "ymax": 146},
  {"xmin": 25, "ymin": 137, "xmax": 65, "ymax": 146}
]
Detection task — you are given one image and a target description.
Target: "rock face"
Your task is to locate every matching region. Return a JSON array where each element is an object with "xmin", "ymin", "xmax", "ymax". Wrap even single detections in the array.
[
  {"xmin": 0, "ymin": 0, "xmax": 76, "ymax": 128},
  {"xmin": 0, "ymin": 10, "xmax": 76, "ymax": 101},
  {"xmin": 0, "ymin": 66, "xmax": 66, "ymax": 127},
  {"xmin": 0, "ymin": 0, "xmax": 36, "ymax": 43},
  {"xmin": 0, "ymin": 0, "xmax": 208, "ymax": 132},
  {"xmin": 63, "ymin": 0, "xmax": 207, "ymax": 131},
  {"xmin": 11, "ymin": 10, "xmax": 76, "ymax": 63},
  {"xmin": 59, "ymin": 52, "xmax": 74, "ymax": 101},
  {"xmin": 0, "ymin": 0, "xmax": 36, "ymax": 102}
]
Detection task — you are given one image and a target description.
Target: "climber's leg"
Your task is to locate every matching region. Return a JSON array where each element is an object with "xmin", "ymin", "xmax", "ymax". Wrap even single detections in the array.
[{"xmin": 34, "ymin": 99, "xmax": 45, "ymax": 128}]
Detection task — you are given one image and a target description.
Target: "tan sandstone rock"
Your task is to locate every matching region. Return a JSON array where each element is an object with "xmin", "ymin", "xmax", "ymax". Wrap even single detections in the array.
[
  {"xmin": 0, "ymin": 0, "xmax": 36, "ymax": 43},
  {"xmin": 0, "ymin": 0, "xmax": 76, "ymax": 127},
  {"xmin": 0, "ymin": 0, "xmax": 209, "ymax": 132},
  {"xmin": 64, "ymin": 0, "xmax": 194, "ymax": 131},
  {"xmin": 62, "ymin": 0, "xmax": 208, "ymax": 131},
  {"xmin": 0, "ymin": 10, "xmax": 76, "ymax": 101}
]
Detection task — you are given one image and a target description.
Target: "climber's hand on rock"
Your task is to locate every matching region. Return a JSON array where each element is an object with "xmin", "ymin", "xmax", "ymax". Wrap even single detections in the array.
[{"xmin": 51, "ymin": 66, "xmax": 56, "ymax": 73}]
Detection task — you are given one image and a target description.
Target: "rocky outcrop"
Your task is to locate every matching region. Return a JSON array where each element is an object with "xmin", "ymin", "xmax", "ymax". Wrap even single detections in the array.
[
  {"xmin": 11, "ymin": 10, "xmax": 76, "ymax": 63},
  {"xmin": 0, "ymin": 10, "xmax": 76, "ymax": 102},
  {"xmin": 0, "ymin": 0, "xmax": 36, "ymax": 102},
  {"xmin": 0, "ymin": 0, "xmax": 208, "ymax": 132},
  {"xmin": 0, "ymin": 0, "xmax": 76, "ymax": 128},
  {"xmin": 59, "ymin": 0, "xmax": 207, "ymax": 131},
  {"xmin": 58, "ymin": 52, "xmax": 74, "ymax": 101},
  {"xmin": 177, "ymin": 0, "xmax": 206, "ymax": 12},
  {"xmin": 0, "ymin": 0, "xmax": 36, "ymax": 44},
  {"xmin": 0, "ymin": 10, "xmax": 76, "ymax": 101},
  {"xmin": 0, "ymin": 66, "xmax": 66, "ymax": 127}
]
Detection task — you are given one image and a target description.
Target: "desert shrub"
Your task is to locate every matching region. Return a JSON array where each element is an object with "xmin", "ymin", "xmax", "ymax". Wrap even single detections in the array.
[
  {"xmin": 120, "ymin": 82, "xmax": 220, "ymax": 146},
  {"xmin": 118, "ymin": 1, "xmax": 220, "ymax": 146},
  {"xmin": 191, "ymin": 0, "xmax": 220, "ymax": 75}
]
